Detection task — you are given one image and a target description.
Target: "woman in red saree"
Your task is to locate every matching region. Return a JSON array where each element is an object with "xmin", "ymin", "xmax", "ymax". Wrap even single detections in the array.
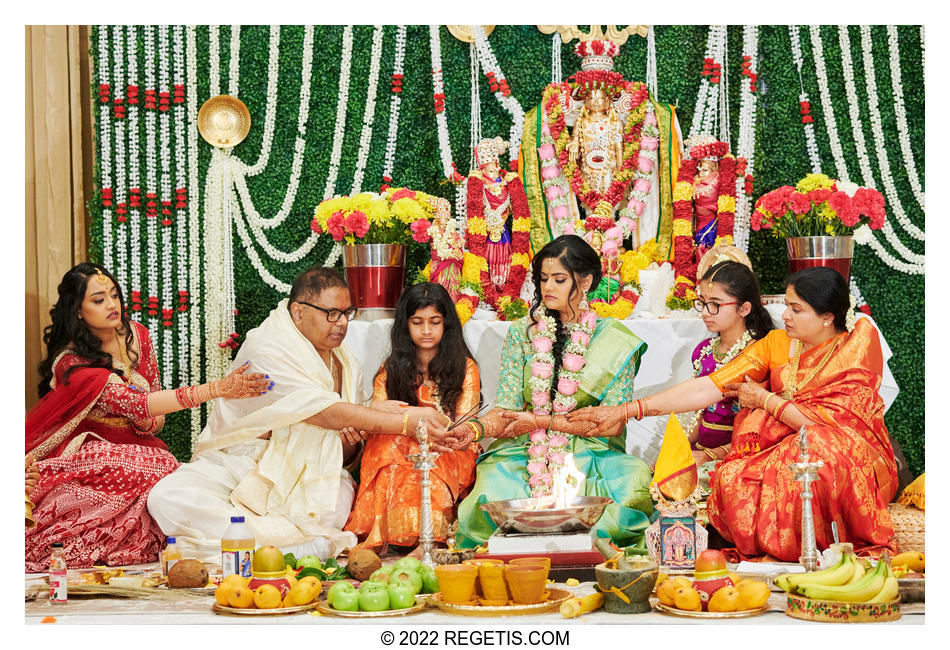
[
  {"xmin": 344, "ymin": 283, "xmax": 480, "ymax": 555},
  {"xmin": 26, "ymin": 263, "xmax": 270, "ymax": 571},
  {"xmin": 568, "ymin": 267, "xmax": 897, "ymax": 561}
]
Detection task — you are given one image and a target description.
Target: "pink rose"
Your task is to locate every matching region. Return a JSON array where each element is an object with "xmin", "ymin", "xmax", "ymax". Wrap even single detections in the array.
[
  {"xmin": 552, "ymin": 205, "xmax": 569, "ymax": 219},
  {"xmin": 570, "ymin": 330, "xmax": 591, "ymax": 346},
  {"xmin": 538, "ymin": 144, "xmax": 556, "ymax": 159},
  {"xmin": 545, "ymin": 184, "xmax": 562, "ymax": 200},
  {"xmin": 548, "ymin": 452, "xmax": 566, "ymax": 465},
  {"xmin": 637, "ymin": 157, "xmax": 654, "ymax": 173},
  {"xmin": 529, "ymin": 430, "xmax": 548, "ymax": 443},
  {"xmin": 553, "ymin": 401, "xmax": 572, "ymax": 414},
  {"xmin": 633, "ymin": 178, "xmax": 652, "ymax": 194},
  {"xmin": 532, "ymin": 361, "xmax": 553, "ymax": 379},
  {"xmin": 643, "ymin": 113, "xmax": 658, "ymax": 127},
  {"xmin": 526, "ymin": 461, "xmax": 547, "ymax": 475},
  {"xmin": 618, "ymin": 216, "xmax": 636, "ymax": 232},
  {"xmin": 410, "ymin": 218, "xmax": 431, "ymax": 243},
  {"xmin": 528, "ymin": 445, "xmax": 548, "ymax": 459},
  {"xmin": 547, "ymin": 434, "xmax": 569, "ymax": 448},
  {"xmin": 641, "ymin": 136, "xmax": 659, "ymax": 151},
  {"xmin": 532, "ymin": 336, "xmax": 553, "ymax": 353},
  {"xmin": 532, "ymin": 391, "xmax": 550, "ymax": 407},
  {"xmin": 528, "ymin": 473, "xmax": 553, "ymax": 488},
  {"xmin": 790, "ymin": 192, "xmax": 812, "ymax": 215},
  {"xmin": 557, "ymin": 377, "xmax": 579, "ymax": 395},
  {"xmin": 562, "ymin": 352, "xmax": 585, "ymax": 372},
  {"xmin": 600, "ymin": 239, "xmax": 619, "ymax": 257},
  {"xmin": 628, "ymin": 199, "xmax": 646, "ymax": 216},
  {"xmin": 605, "ymin": 225, "xmax": 623, "ymax": 240}
]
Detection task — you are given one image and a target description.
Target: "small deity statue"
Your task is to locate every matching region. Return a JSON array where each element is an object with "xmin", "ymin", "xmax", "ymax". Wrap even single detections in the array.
[
  {"xmin": 567, "ymin": 86, "xmax": 624, "ymax": 197},
  {"xmin": 686, "ymin": 135, "xmax": 726, "ymax": 261},
  {"xmin": 425, "ymin": 196, "xmax": 464, "ymax": 302}
]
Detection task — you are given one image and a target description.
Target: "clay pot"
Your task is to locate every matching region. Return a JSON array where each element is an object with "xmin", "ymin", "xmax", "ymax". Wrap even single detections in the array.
[
  {"xmin": 508, "ymin": 557, "xmax": 551, "ymax": 572},
  {"xmin": 477, "ymin": 563, "xmax": 510, "ymax": 602},
  {"xmin": 434, "ymin": 564, "xmax": 478, "ymax": 604},
  {"xmin": 463, "ymin": 559, "xmax": 504, "ymax": 598},
  {"xmin": 594, "ymin": 558, "xmax": 657, "ymax": 614},
  {"xmin": 504, "ymin": 564, "xmax": 549, "ymax": 605}
]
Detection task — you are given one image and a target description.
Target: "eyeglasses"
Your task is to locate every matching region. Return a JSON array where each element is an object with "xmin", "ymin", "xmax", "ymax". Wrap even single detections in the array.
[
  {"xmin": 296, "ymin": 300, "xmax": 359, "ymax": 323},
  {"xmin": 692, "ymin": 298, "xmax": 738, "ymax": 315}
]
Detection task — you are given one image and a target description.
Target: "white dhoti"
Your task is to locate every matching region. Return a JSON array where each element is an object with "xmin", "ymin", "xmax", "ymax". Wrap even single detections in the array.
[{"xmin": 148, "ymin": 299, "xmax": 363, "ymax": 562}]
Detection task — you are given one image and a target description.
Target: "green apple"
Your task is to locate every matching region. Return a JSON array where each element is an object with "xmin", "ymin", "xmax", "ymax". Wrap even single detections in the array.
[
  {"xmin": 387, "ymin": 582, "xmax": 416, "ymax": 610},
  {"xmin": 369, "ymin": 568, "xmax": 393, "ymax": 584},
  {"xmin": 296, "ymin": 555, "xmax": 322, "ymax": 570},
  {"xmin": 327, "ymin": 581, "xmax": 358, "ymax": 611},
  {"xmin": 419, "ymin": 564, "xmax": 439, "ymax": 594},
  {"xmin": 358, "ymin": 581, "xmax": 390, "ymax": 611},
  {"xmin": 393, "ymin": 557, "xmax": 423, "ymax": 575},
  {"xmin": 389, "ymin": 568, "xmax": 423, "ymax": 595}
]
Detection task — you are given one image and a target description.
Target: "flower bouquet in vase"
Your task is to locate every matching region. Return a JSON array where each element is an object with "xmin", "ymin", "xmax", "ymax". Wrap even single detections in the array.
[
  {"xmin": 313, "ymin": 188, "xmax": 442, "ymax": 319},
  {"xmin": 752, "ymin": 174, "xmax": 886, "ymax": 282}
]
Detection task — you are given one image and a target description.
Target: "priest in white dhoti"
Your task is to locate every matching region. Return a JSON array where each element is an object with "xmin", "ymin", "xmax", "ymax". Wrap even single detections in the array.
[{"xmin": 147, "ymin": 268, "xmax": 457, "ymax": 562}]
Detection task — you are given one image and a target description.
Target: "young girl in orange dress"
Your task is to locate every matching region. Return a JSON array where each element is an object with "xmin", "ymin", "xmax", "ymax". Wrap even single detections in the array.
[
  {"xmin": 568, "ymin": 267, "xmax": 898, "ymax": 561},
  {"xmin": 344, "ymin": 283, "xmax": 481, "ymax": 555}
]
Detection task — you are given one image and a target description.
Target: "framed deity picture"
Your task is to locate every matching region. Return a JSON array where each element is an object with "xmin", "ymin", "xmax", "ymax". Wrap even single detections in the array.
[{"xmin": 659, "ymin": 516, "xmax": 697, "ymax": 569}]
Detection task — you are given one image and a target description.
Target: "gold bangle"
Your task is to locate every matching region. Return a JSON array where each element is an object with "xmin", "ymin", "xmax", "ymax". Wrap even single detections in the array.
[
  {"xmin": 400, "ymin": 413, "xmax": 410, "ymax": 436},
  {"xmin": 466, "ymin": 420, "xmax": 480, "ymax": 442},
  {"xmin": 763, "ymin": 393, "xmax": 777, "ymax": 414}
]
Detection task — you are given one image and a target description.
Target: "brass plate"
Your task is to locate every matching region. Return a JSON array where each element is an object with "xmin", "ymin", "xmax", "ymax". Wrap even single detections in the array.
[
  {"xmin": 446, "ymin": 25, "xmax": 495, "ymax": 43},
  {"xmin": 197, "ymin": 95, "xmax": 251, "ymax": 148},
  {"xmin": 655, "ymin": 602, "xmax": 769, "ymax": 619},
  {"xmin": 429, "ymin": 588, "xmax": 572, "ymax": 617},
  {"xmin": 211, "ymin": 601, "xmax": 319, "ymax": 616},
  {"xmin": 314, "ymin": 595, "xmax": 428, "ymax": 618}
]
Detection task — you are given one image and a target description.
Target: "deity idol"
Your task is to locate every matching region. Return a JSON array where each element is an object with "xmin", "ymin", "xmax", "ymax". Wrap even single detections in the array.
[
  {"xmin": 566, "ymin": 86, "xmax": 624, "ymax": 198},
  {"xmin": 425, "ymin": 196, "xmax": 464, "ymax": 302},
  {"xmin": 686, "ymin": 135, "xmax": 726, "ymax": 261}
]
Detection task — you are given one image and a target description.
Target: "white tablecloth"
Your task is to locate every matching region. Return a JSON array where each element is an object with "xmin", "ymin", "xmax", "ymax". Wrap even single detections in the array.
[{"xmin": 343, "ymin": 309, "xmax": 898, "ymax": 465}]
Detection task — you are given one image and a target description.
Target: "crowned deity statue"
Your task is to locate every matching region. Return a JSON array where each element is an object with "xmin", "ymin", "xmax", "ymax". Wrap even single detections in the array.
[
  {"xmin": 425, "ymin": 196, "xmax": 465, "ymax": 302},
  {"xmin": 687, "ymin": 136, "xmax": 723, "ymax": 261},
  {"xmin": 566, "ymin": 86, "xmax": 624, "ymax": 198}
]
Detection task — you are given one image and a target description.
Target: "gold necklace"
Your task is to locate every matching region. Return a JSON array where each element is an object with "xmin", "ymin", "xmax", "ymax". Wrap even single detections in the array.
[{"xmin": 782, "ymin": 335, "xmax": 840, "ymax": 399}]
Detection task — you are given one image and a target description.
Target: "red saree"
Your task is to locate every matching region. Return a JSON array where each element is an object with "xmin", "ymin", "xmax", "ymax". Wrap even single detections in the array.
[
  {"xmin": 706, "ymin": 319, "xmax": 897, "ymax": 561},
  {"xmin": 344, "ymin": 359, "xmax": 481, "ymax": 549},
  {"xmin": 25, "ymin": 322, "xmax": 179, "ymax": 571}
]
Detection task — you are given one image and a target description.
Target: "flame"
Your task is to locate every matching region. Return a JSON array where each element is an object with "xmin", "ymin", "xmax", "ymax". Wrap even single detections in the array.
[{"xmin": 533, "ymin": 453, "xmax": 585, "ymax": 509}]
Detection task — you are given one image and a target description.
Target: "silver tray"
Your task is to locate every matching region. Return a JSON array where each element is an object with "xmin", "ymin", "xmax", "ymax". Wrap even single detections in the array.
[{"xmin": 480, "ymin": 496, "xmax": 612, "ymax": 534}]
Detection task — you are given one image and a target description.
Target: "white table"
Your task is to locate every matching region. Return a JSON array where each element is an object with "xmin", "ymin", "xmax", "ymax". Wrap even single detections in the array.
[{"xmin": 343, "ymin": 309, "xmax": 898, "ymax": 465}]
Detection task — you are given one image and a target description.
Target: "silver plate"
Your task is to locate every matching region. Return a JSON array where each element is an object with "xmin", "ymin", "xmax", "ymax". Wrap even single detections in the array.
[{"xmin": 480, "ymin": 496, "xmax": 612, "ymax": 534}]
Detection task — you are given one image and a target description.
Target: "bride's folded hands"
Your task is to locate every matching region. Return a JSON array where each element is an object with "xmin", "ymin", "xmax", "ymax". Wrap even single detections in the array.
[{"xmin": 565, "ymin": 404, "xmax": 629, "ymax": 437}]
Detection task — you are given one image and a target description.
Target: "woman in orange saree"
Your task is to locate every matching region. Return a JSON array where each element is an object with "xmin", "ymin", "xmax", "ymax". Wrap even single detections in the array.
[
  {"xmin": 344, "ymin": 283, "xmax": 481, "ymax": 554},
  {"xmin": 567, "ymin": 267, "xmax": 898, "ymax": 561}
]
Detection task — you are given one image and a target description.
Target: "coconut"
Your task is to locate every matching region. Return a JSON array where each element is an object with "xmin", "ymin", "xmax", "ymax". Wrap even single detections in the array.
[
  {"xmin": 167, "ymin": 559, "xmax": 209, "ymax": 588},
  {"xmin": 346, "ymin": 548, "xmax": 382, "ymax": 581}
]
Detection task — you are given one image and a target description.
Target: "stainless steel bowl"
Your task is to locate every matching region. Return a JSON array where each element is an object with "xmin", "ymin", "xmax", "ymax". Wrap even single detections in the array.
[{"xmin": 479, "ymin": 496, "xmax": 613, "ymax": 534}]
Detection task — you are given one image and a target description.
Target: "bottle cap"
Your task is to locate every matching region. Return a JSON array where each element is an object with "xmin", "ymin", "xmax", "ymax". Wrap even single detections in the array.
[
  {"xmin": 52, "ymin": 542, "xmax": 63, "ymax": 548},
  {"xmin": 230, "ymin": 516, "xmax": 245, "ymax": 523},
  {"xmin": 167, "ymin": 537, "xmax": 176, "ymax": 543}
]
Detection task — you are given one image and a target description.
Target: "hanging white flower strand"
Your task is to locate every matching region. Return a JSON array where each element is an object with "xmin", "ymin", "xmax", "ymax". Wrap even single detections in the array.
[
  {"xmin": 734, "ymin": 25, "xmax": 758, "ymax": 253},
  {"xmin": 244, "ymin": 26, "xmax": 281, "ymax": 177},
  {"xmin": 98, "ymin": 25, "xmax": 114, "ymax": 272},
  {"xmin": 127, "ymin": 25, "xmax": 143, "ymax": 324},
  {"xmin": 429, "ymin": 25, "xmax": 456, "ymax": 180},
  {"xmin": 143, "ymin": 25, "xmax": 159, "ymax": 339},
  {"xmin": 688, "ymin": 25, "xmax": 726, "ymax": 140},
  {"xmin": 185, "ymin": 24, "xmax": 204, "ymax": 445},
  {"xmin": 471, "ymin": 25, "xmax": 524, "ymax": 163},
  {"xmin": 172, "ymin": 24, "xmax": 189, "ymax": 389},
  {"xmin": 228, "ymin": 25, "xmax": 241, "ymax": 98},
  {"xmin": 112, "ymin": 25, "xmax": 128, "ymax": 293},
  {"xmin": 788, "ymin": 25, "xmax": 822, "ymax": 173},
  {"xmin": 323, "ymin": 25, "xmax": 354, "ymax": 200},
  {"xmin": 350, "ymin": 25, "xmax": 385, "ymax": 194},
  {"xmin": 158, "ymin": 24, "xmax": 174, "ymax": 388},
  {"xmin": 885, "ymin": 25, "xmax": 925, "ymax": 212},
  {"xmin": 551, "ymin": 32, "xmax": 562, "ymax": 85},
  {"xmin": 381, "ymin": 25, "xmax": 407, "ymax": 185}
]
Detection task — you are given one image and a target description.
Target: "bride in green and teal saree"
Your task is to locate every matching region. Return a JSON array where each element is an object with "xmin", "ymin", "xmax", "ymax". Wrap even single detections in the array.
[{"xmin": 454, "ymin": 235, "xmax": 654, "ymax": 550}]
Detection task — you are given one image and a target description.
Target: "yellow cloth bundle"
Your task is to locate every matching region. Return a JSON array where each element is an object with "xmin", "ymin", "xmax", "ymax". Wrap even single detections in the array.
[
  {"xmin": 896, "ymin": 473, "xmax": 925, "ymax": 510},
  {"xmin": 652, "ymin": 415, "xmax": 698, "ymax": 502}
]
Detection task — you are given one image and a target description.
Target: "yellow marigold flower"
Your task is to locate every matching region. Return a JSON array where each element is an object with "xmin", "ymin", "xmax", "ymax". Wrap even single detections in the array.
[
  {"xmin": 638, "ymin": 239, "xmax": 658, "ymax": 258},
  {"xmin": 456, "ymin": 302, "xmax": 474, "ymax": 325},
  {"xmin": 510, "ymin": 252, "xmax": 531, "ymax": 269},
  {"xmin": 392, "ymin": 197, "xmax": 426, "ymax": 223},
  {"xmin": 421, "ymin": 261, "xmax": 431, "ymax": 280},
  {"xmin": 462, "ymin": 253, "xmax": 485, "ymax": 284},
  {"xmin": 672, "ymin": 220, "xmax": 692, "ymax": 237},
  {"xmin": 614, "ymin": 298, "xmax": 634, "ymax": 320},
  {"xmin": 467, "ymin": 218, "xmax": 488, "ymax": 236},
  {"xmin": 512, "ymin": 217, "xmax": 531, "ymax": 233},
  {"xmin": 673, "ymin": 182, "xmax": 693, "ymax": 202},
  {"xmin": 497, "ymin": 295, "xmax": 512, "ymax": 309},
  {"xmin": 821, "ymin": 204, "xmax": 837, "ymax": 220},
  {"xmin": 714, "ymin": 235, "xmax": 734, "ymax": 248},
  {"xmin": 592, "ymin": 302, "xmax": 612, "ymax": 319},
  {"xmin": 795, "ymin": 173, "xmax": 835, "ymax": 193},
  {"xmin": 717, "ymin": 195, "xmax": 736, "ymax": 213}
]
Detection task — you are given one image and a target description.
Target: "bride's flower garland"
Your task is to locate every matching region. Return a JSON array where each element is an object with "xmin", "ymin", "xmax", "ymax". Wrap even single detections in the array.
[
  {"xmin": 381, "ymin": 26, "xmax": 407, "ymax": 187},
  {"xmin": 350, "ymin": 25, "xmax": 384, "ymax": 194},
  {"xmin": 526, "ymin": 308, "xmax": 597, "ymax": 496},
  {"xmin": 471, "ymin": 25, "xmax": 525, "ymax": 164},
  {"xmin": 734, "ymin": 26, "xmax": 758, "ymax": 252},
  {"xmin": 788, "ymin": 26, "xmax": 822, "ymax": 173},
  {"xmin": 685, "ymin": 330, "xmax": 752, "ymax": 437},
  {"xmin": 886, "ymin": 25, "xmax": 925, "ymax": 211},
  {"xmin": 465, "ymin": 171, "xmax": 531, "ymax": 316}
]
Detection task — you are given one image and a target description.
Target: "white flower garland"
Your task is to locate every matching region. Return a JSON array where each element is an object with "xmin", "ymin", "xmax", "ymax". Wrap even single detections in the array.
[
  {"xmin": 186, "ymin": 24, "xmax": 203, "ymax": 444},
  {"xmin": 209, "ymin": 25, "xmax": 220, "ymax": 98},
  {"xmin": 429, "ymin": 25, "xmax": 455, "ymax": 179},
  {"xmin": 688, "ymin": 25, "xmax": 726, "ymax": 140},
  {"xmin": 853, "ymin": 225, "xmax": 924, "ymax": 275},
  {"xmin": 471, "ymin": 25, "xmax": 524, "ymax": 163},
  {"xmin": 734, "ymin": 25, "xmax": 758, "ymax": 252},
  {"xmin": 886, "ymin": 26, "xmax": 925, "ymax": 212},
  {"xmin": 127, "ymin": 25, "xmax": 142, "ymax": 321},
  {"xmin": 232, "ymin": 181, "xmax": 294, "ymax": 293},
  {"xmin": 173, "ymin": 24, "xmax": 188, "ymax": 389},
  {"xmin": 158, "ymin": 25, "xmax": 173, "ymax": 388},
  {"xmin": 685, "ymin": 330, "xmax": 752, "ymax": 438},
  {"xmin": 849, "ymin": 276, "xmax": 868, "ymax": 312},
  {"xmin": 228, "ymin": 24, "xmax": 241, "ymax": 98},
  {"xmin": 98, "ymin": 26, "xmax": 113, "ymax": 272},
  {"xmin": 551, "ymin": 32, "xmax": 562, "ymax": 85},
  {"xmin": 837, "ymin": 26, "xmax": 925, "ymax": 268},
  {"xmin": 381, "ymin": 25, "xmax": 407, "ymax": 183},
  {"xmin": 245, "ymin": 26, "xmax": 281, "ymax": 177},
  {"xmin": 646, "ymin": 25, "xmax": 658, "ymax": 98},
  {"xmin": 468, "ymin": 41, "xmax": 482, "ymax": 173},
  {"xmin": 808, "ymin": 25, "xmax": 851, "ymax": 182},
  {"xmin": 860, "ymin": 26, "xmax": 925, "ymax": 242},
  {"xmin": 350, "ymin": 25, "xmax": 385, "ymax": 194},
  {"xmin": 144, "ymin": 25, "xmax": 159, "ymax": 337},
  {"xmin": 789, "ymin": 26, "xmax": 822, "ymax": 173},
  {"xmin": 323, "ymin": 25, "xmax": 354, "ymax": 200},
  {"xmin": 112, "ymin": 25, "xmax": 128, "ymax": 291},
  {"xmin": 202, "ymin": 148, "xmax": 237, "ymax": 381}
]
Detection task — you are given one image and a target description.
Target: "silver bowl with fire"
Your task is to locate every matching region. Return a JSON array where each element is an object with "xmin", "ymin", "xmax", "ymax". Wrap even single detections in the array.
[{"xmin": 479, "ymin": 496, "xmax": 613, "ymax": 535}]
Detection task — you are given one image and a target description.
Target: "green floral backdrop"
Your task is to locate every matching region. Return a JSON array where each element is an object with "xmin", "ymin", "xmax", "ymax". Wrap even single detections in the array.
[{"xmin": 87, "ymin": 25, "xmax": 924, "ymax": 473}]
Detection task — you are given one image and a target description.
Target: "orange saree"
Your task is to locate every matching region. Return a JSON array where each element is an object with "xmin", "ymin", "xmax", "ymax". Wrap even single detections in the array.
[
  {"xmin": 706, "ymin": 319, "xmax": 898, "ymax": 561},
  {"xmin": 344, "ymin": 359, "xmax": 481, "ymax": 549}
]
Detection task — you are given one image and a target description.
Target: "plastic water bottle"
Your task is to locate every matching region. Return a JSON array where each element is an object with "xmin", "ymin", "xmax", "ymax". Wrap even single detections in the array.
[
  {"xmin": 162, "ymin": 537, "xmax": 183, "ymax": 576},
  {"xmin": 221, "ymin": 516, "xmax": 255, "ymax": 579},
  {"xmin": 49, "ymin": 543, "xmax": 67, "ymax": 605}
]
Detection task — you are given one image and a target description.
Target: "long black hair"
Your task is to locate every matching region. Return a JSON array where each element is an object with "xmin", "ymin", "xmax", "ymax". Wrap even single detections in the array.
[
  {"xmin": 37, "ymin": 263, "xmax": 137, "ymax": 398},
  {"xmin": 380, "ymin": 282, "xmax": 476, "ymax": 418},
  {"xmin": 700, "ymin": 261, "xmax": 775, "ymax": 340},
  {"xmin": 785, "ymin": 267, "xmax": 850, "ymax": 332},
  {"xmin": 529, "ymin": 235, "xmax": 603, "ymax": 405}
]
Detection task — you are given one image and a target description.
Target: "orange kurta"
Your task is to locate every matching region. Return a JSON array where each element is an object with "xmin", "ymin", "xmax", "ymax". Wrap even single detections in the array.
[
  {"xmin": 344, "ymin": 359, "xmax": 481, "ymax": 548},
  {"xmin": 706, "ymin": 319, "xmax": 898, "ymax": 561}
]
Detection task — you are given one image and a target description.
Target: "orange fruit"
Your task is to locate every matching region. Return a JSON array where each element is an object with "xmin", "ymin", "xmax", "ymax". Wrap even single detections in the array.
[
  {"xmin": 655, "ymin": 572, "xmax": 668, "ymax": 587},
  {"xmin": 221, "ymin": 574, "xmax": 247, "ymax": 589},
  {"xmin": 671, "ymin": 576, "xmax": 692, "ymax": 590},
  {"xmin": 736, "ymin": 579, "xmax": 770, "ymax": 609},
  {"xmin": 656, "ymin": 579, "xmax": 678, "ymax": 606},
  {"xmin": 298, "ymin": 576, "xmax": 321, "ymax": 593},
  {"xmin": 214, "ymin": 583, "xmax": 233, "ymax": 606},
  {"xmin": 672, "ymin": 586, "xmax": 702, "ymax": 612},
  {"xmin": 727, "ymin": 572, "xmax": 742, "ymax": 586},
  {"xmin": 707, "ymin": 585, "xmax": 741, "ymax": 612},
  {"xmin": 254, "ymin": 584, "xmax": 283, "ymax": 609},
  {"xmin": 227, "ymin": 585, "xmax": 255, "ymax": 609}
]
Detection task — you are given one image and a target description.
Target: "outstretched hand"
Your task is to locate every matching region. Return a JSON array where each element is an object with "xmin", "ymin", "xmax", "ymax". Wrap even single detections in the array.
[
  {"xmin": 214, "ymin": 362, "xmax": 272, "ymax": 399},
  {"xmin": 565, "ymin": 404, "xmax": 629, "ymax": 437},
  {"xmin": 25, "ymin": 453, "xmax": 40, "ymax": 498},
  {"xmin": 722, "ymin": 375, "xmax": 769, "ymax": 409}
]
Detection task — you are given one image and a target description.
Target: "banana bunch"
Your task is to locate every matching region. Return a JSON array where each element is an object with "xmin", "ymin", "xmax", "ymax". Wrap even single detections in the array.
[{"xmin": 774, "ymin": 553, "xmax": 899, "ymax": 603}]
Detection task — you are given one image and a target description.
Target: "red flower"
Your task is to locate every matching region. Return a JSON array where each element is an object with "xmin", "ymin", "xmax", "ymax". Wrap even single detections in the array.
[
  {"xmin": 410, "ymin": 218, "xmax": 431, "ymax": 243},
  {"xmin": 790, "ymin": 192, "xmax": 812, "ymax": 215},
  {"xmin": 326, "ymin": 211, "xmax": 346, "ymax": 241},
  {"xmin": 390, "ymin": 188, "xmax": 416, "ymax": 201},
  {"xmin": 750, "ymin": 209, "xmax": 764, "ymax": 231},
  {"xmin": 344, "ymin": 210, "xmax": 370, "ymax": 238},
  {"xmin": 859, "ymin": 304, "xmax": 871, "ymax": 315},
  {"xmin": 800, "ymin": 101, "xmax": 811, "ymax": 114},
  {"xmin": 808, "ymin": 188, "xmax": 833, "ymax": 205},
  {"xmin": 828, "ymin": 191, "xmax": 859, "ymax": 226},
  {"xmin": 309, "ymin": 217, "xmax": 323, "ymax": 235},
  {"xmin": 802, "ymin": 115, "xmax": 814, "ymax": 124}
]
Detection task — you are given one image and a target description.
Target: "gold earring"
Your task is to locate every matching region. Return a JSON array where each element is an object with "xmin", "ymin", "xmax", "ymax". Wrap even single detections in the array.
[{"xmin": 579, "ymin": 296, "xmax": 590, "ymax": 311}]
